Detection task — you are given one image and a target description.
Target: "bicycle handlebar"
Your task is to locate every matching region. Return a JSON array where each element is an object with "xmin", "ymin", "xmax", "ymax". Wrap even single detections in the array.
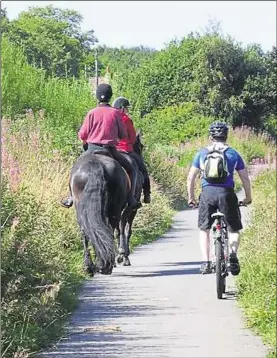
[
  {"xmin": 188, "ymin": 200, "xmax": 251, "ymax": 209},
  {"xmin": 188, "ymin": 202, "xmax": 199, "ymax": 209}
]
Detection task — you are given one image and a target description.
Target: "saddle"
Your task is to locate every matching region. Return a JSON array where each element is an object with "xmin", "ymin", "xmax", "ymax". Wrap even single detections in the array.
[
  {"xmin": 93, "ymin": 149, "xmax": 113, "ymax": 158},
  {"xmin": 92, "ymin": 150, "xmax": 131, "ymax": 191}
]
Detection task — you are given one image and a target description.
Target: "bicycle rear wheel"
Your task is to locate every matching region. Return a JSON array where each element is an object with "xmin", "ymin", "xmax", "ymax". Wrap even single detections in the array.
[{"xmin": 215, "ymin": 239, "xmax": 225, "ymax": 299}]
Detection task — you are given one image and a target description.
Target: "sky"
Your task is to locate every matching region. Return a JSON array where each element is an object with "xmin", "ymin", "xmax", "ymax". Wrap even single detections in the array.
[{"xmin": 2, "ymin": 1, "xmax": 276, "ymax": 51}]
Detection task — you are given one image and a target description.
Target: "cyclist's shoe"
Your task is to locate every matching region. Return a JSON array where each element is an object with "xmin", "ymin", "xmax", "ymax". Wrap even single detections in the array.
[
  {"xmin": 60, "ymin": 196, "xmax": 74, "ymax": 208},
  {"xmin": 200, "ymin": 261, "xmax": 212, "ymax": 274},
  {"xmin": 229, "ymin": 252, "xmax": 240, "ymax": 276}
]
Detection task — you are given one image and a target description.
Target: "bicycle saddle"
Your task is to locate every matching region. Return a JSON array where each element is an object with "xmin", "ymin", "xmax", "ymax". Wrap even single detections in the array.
[{"xmin": 211, "ymin": 211, "xmax": 225, "ymax": 218}]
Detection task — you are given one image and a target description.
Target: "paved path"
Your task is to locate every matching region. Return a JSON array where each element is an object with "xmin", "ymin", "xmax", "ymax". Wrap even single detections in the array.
[{"xmin": 40, "ymin": 190, "xmax": 268, "ymax": 358}]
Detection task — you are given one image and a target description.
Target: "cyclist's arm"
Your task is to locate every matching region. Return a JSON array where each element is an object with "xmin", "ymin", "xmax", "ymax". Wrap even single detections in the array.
[
  {"xmin": 237, "ymin": 168, "xmax": 252, "ymax": 202},
  {"xmin": 235, "ymin": 152, "xmax": 252, "ymax": 203},
  {"xmin": 187, "ymin": 166, "xmax": 200, "ymax": 203}
]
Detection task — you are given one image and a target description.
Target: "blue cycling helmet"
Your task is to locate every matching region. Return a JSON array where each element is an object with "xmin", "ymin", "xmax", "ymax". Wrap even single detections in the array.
[{"xmin": 209, "ymin": 122, "xmax": 229, "ymax": 139}]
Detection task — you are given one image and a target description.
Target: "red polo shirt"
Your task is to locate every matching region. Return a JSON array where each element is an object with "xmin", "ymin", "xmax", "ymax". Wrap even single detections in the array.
[
  {"xmin": 116, "ymin": 113, "xmax": 136, "ymax": 152},
  {"xmin": 78, "ymin": 104, "xmax": 127, "ymax": 146}
]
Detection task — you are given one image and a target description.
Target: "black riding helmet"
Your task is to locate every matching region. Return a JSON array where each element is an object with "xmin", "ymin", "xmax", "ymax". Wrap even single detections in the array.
[
  {"xmin": 112, "ymin": 97, "xmax": 130, "ymax": 109},
  {"xmin": 209, "ymin": 122, "xmax": 229, "ymax": 140},
  {"xmin": 96, "ymin": 83, "xmax": 113, "ymax": 103}
]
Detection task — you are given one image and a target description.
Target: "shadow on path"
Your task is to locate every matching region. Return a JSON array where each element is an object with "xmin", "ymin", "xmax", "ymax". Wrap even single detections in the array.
[{"xmin": 117, "ymin": 267, "xmax": 200, "ymax": 278}]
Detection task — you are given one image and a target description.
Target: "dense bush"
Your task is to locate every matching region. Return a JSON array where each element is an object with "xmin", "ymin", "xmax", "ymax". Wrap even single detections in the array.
[
  {"xmin": 108, "ymin": 34, "xmax": 276, "ymax": 136},
  {"xmin": 135, "ymin": 102, "xmax": 214, "ymax": 145},
  {"xmin": 1, "ymin": 37, "xmax": 94, "ymax": 154}
]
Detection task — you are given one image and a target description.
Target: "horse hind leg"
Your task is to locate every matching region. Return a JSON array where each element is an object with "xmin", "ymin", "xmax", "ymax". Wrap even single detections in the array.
[
  {"xmin": 99, "ymin": 252, "xmax": 115, "ymax": 275},
  {"xmin": 116, "ymin": 205, "xmax": 131, "ymax": 266},
  {"xmin": 81, "ymin": 230, "xmax": 97, "ymax": 276},
  {"xmin": 122, "ymin": 214, "xmax": 135, "ymax": 266},
  {"xmin": 113, "ymin": 224, "xmax": 120, "ymax": 267}
]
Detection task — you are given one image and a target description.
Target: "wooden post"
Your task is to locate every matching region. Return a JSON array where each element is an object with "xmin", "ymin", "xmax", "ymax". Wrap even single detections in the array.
[{"xmin": 95, "ymin": 47, "xmax": 99, "ymax": 88}]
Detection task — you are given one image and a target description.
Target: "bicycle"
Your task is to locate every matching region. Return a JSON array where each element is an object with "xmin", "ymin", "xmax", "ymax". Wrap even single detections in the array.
[
  {"xmin": 188, "ymin": 200, "xmax": 247, "ymax": 299},
  {"xmin": 210, "ymin": 201, "xmax": 246, "ymax": 299}
]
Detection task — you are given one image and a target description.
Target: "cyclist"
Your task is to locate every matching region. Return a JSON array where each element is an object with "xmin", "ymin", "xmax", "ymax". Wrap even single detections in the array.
[
  {"xmin": 187, "ymin": 122, "xmax": 252, "ymax": 275},
  {"xmin": 113, "ymin": 96, "xmax": 151, "ymax": 204},
  {"xmin": 60, "ymin": 83, "xmax": 141, "ymax": 210}
]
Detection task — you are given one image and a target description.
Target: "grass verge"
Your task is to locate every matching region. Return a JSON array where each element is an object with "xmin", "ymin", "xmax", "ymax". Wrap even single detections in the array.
[
  {"xmin": 236, "ymin": 170, "xmax": 276, "ymax": 357},
  {"xmin": 1, "ymin": 115, "xmax": 173, "ymax": 357}
]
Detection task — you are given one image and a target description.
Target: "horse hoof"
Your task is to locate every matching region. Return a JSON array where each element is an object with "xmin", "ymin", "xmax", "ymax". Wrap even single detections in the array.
[
  {"xmin": 100, "ymin": 266, "xmax": 113, "ymax": 275},
  {"xmin": 84, "ymin": 265, "xmax": 95, "ymax": 277},
  {"xmin": 116, "ymin": 255, "xmax": 124, "ymax": 264},
  {"xmin": 123, "ymin": 257, "xmax": 131, "ymax": 266}
]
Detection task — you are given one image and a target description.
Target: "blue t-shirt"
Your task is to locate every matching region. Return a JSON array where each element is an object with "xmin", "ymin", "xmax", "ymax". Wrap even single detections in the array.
[{"xmin": 192, "ymin": 145, "xmax": 245, "ymax": 188}]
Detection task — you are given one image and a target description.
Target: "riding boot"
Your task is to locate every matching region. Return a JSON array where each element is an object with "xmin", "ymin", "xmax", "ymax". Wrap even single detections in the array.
[
  {"xmin": 143, "ymin": 177, "xmax": 151, "ymax": 204},
  {"xmin": 128, "ymin": 171, "xmax": 142, "ymax": 210}
]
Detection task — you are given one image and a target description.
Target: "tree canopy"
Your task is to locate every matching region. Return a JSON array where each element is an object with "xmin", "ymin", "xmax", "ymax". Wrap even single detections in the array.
[{"xmin": 2, "ymin": 5, "xmax": 98, "ymax": 77}]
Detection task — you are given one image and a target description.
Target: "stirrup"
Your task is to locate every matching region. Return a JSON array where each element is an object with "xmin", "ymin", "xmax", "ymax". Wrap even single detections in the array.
[{"xmin": 60, "ymin": 197, "xmax": 73, "ymax": 208}]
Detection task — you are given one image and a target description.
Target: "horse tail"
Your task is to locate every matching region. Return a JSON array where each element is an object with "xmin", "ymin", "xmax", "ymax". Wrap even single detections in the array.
[{"xmin": 74, "ymin": 161, "xmax": 114, "ymax": 273}]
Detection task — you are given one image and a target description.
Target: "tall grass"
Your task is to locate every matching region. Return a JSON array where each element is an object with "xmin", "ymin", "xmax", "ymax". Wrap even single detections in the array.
[
  {"xmin": 236, "ymin": 170, "xmax": 276, "ymax": 357},
  {"xmin": 1, "ymin": 114, "xmax": 173, "ymax": 357},
  {"xmin": 1, "ymin": 116, "xmax": 84, "ymax": 357}
]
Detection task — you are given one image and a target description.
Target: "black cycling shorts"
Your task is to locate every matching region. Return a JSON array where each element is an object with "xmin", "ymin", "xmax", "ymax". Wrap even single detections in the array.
[{"xmin": 198, "ymin": 186, "xmax": 243, "ymax": 232}]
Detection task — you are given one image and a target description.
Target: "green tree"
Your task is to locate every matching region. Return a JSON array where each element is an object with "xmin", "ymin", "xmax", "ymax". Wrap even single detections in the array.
[
  {"xmin": 110, "ymin": 32, "xmax": 275, "ymax": 136},
  {"xmin": 3, "ymin": 5, "xmax": 98, "ymax": 77},
  {"xmin": 239, "ymin": 46, "xmax": 276, "ymax": 134}
]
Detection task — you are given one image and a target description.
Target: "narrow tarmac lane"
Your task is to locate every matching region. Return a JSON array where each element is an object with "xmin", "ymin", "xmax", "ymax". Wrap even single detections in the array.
[{"xmin": 40, "ymin": 190, "xmax": 268, "ymax": 358}]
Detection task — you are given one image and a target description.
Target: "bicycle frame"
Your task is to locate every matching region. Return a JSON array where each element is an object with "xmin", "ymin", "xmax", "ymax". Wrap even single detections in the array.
[{"xmin": 212, "ymin": 214, "xmax": 229, "ymax": 264}]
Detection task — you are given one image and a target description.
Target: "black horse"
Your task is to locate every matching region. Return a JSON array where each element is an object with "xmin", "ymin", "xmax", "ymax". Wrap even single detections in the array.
[
  {"xmin": 69, "ymin": 132, "xmax": 146, "ymax": 274},
  {"xmin": 115, "ymin": 131, "xmax": 145, "ymax": 266},
  {"xmin": 69, "ymin": 150, "xmax": 130, "ymax": 276}
]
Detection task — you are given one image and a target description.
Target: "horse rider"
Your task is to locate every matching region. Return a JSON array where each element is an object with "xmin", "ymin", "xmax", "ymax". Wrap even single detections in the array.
[
  {"xmin": 113, "ymin": 96, "xmax": 151, "ymax": 204},
  {"xmin": 60, "ymin": 83, "xmax": 141, "ymax": 210}
]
